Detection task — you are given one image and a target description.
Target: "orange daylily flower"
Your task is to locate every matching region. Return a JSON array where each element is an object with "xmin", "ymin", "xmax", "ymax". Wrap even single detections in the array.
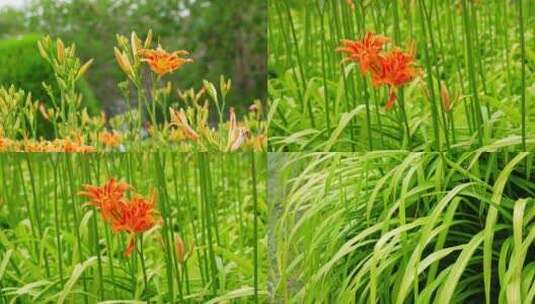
[
  {"xmin": 339, "ymin": 32, "xmax": 419, "ymax": 110},
  {"xmin": 79, "ymin": 179, "xmax": 159, "ymax": 257},
  {"xmin": 60, "ymin": 138, "xmax": 96, "ymax": 153},
  {"xmin": 370, "ymin": 47, "xmax": 419, "ymax": 88},
  {"xmin": 371, "ymin": 47, "xmax": 420, "ymax": 109},
  {"xmin": 21, "ymin": 138, "xmax": 95, "ymax": 153},
  {"xmin": 140, "ymin": 47, "xmax": 192, "ymax": 77},
  {"xmin": 79, "ymin": 178, "xmax": 130, "ymax": 222},
  {"xmin": 111, "ymin": 190, "xmax": 158, "ymax": 234},
  {"xmin": 99, "ymin": 130, "xmax": 122, "ymax": 149},
  {"xmin": 111, "ymin": 191, "xmax": 160, "ymax": 256},
  {"xmin": 338, "ymin": 32, "xmax": 389, "ymax": 74},
  {"xmin": 22, "ymin": 141, "xmax": 47, "ymax": 152},
  {"xmin": 0, "ymin": 135, "xmax": 17, "ymax": 152}
]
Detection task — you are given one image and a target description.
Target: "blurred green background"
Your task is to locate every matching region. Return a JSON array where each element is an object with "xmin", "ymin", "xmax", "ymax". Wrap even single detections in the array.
[{"xmin": 0, "ymin": 0, "xmax": 266, "ymax": 116}]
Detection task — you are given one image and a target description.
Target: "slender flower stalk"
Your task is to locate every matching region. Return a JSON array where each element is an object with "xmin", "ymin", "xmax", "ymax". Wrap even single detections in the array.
[
  {"xmin": 461, "ymin": 0, "xmax": 484, "ymax": 146},
  {"xmin": 518, "ymin": 0, "xmax": 526, "ymax": 151}
]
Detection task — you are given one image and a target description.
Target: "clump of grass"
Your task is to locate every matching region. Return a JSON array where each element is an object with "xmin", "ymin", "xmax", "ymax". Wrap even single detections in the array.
[
  {"xmin": 270, "ymin": 152, "xmax": 535, "ymax": 303},
  {"xmin": 268, "ymin": 0, "xmax": 535, "ymax": 151},
  {"xmin": 0, "ymin": 153, "xmax": 267, "ymax": 303}
]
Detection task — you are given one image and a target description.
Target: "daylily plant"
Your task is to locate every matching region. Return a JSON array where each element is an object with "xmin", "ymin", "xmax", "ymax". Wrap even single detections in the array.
[{"xmin": 0, "ymin": 30, "xmax": 266, "ymax": 152}]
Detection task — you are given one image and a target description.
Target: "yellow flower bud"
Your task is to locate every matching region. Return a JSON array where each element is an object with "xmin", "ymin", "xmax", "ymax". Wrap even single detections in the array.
[
  {"xmin": 114, "ymin": 47, "xmax": 133, "ymax": 77},
  {"xmin": 144, "ymin": 29, "xmax": 153, "ymax": 49},
  {"xmin": 56, "ymin": 39, "xmax": 65, "ymax": 62},
  {"xmin": 77, "ymin": 59, "xmax": 94, "ymax": 79}
]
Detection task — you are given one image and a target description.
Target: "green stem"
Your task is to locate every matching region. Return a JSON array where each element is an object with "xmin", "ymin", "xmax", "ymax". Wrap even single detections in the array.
[
  {"xmin": 392, "ymin": 0, "xmax": 412, "ymax": 150},
  {"xmin": 138, "ymin": 234, "xmax": 149, "ymax": 303},
  {"xmin": 250, "ymin": 153, "xmax": 259, "ymax": 303},
  {"xmin": 518, "ymin": 0, "xmax": 527, "ymax": 150},
  {"xmin": 417, "ymin": 0, "xmax": 441, "ymax": 151},
  {"xmin": 317, "ymin": 5, "xmax": 331, "ymax": 138},
  {"xmin": 461, "ymin": 0, "xmax": 484, "ymax": 147},
  {"xmin": 283, "ymin": 0, "xmax": 314, "ymax": 127},
  {"xmin": 50, "ymin": 156, "xmax": 64, "ymax": 286},
  {"xmin": 198, "ymin": 153, "xmax": 218, "ymax": 295},
  {"xmin": 64, "ymin": 155, "xmax": 89, "ymax": 304},
  {"xmin": 154, "ymin": 153, "xmax": 176, "ymax": 302}
]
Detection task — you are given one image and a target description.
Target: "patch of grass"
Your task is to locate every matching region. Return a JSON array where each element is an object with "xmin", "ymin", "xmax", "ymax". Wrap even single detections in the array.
[{"xmin": 269, "ymin": 152, "xmax": 535, "ymax": 303}]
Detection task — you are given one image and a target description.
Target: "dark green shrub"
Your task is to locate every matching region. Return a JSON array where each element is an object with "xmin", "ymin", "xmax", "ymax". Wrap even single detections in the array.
[
  {"xmin": 0, "ymin": 34, "xmax": 100, "ymax": 137},
  {"xmin": 0, "ymin": 34, "xmax": 56, "ymax": 103}
]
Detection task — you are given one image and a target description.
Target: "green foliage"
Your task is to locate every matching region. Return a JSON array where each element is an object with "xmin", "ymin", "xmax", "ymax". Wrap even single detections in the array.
[
  {"xmin": 0, "ymin": 8, "xmax": 25, "ymax": 38},
  {"xmin": 77, "ymin": 78, "xmax": 99, "ymax": 114},
  {"xmin": 268, "ymin": 0, "xmax": 535, "ymax": 151},
  {"xmin": 0, "ymin": 34, "xmax": 100, "ymax": 112},
  {"xmin": 0, "ymin": 34, "xmax": 56, "ymax": 104},
  {"xmin": 0, "ymin": 153, "xmax": 267, "ymax": 302},
  {"xmin": 0, "ymin": 32, "xmax": 266, "ymax": 151},
  {"xmin": 271, "ymin": 152, "xmax": 535, "ymax": 303}
]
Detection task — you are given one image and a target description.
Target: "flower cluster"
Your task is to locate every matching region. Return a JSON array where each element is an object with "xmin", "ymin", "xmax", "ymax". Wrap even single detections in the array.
[
  {"xmin": 167, "ymin": 105, "xmax": 265, "ymax": 152},
  {"xmin": 338, "ymin": 32, "xmax": 420, "ymax": 109},
  {"xmin": 110, "ymin": 31, "xmax": 266, "ymax": 152},
  {"xmin": 1, "ymin": 32, "xmax": 266, "ymax": 152},
  {"xmin": 99, "ymin": 130, "xmax": 123, "ymax": 149},
  {"xmin": 23, "ymin": 138, "xmax": 96, "ymax": 152},
  {"xmin": 0, "ymin": 135, "xmax": 95, "ymax": 152},
  {"xmin": 79, "ymin": 179, "xmax": 160, "ymax": 256}
]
